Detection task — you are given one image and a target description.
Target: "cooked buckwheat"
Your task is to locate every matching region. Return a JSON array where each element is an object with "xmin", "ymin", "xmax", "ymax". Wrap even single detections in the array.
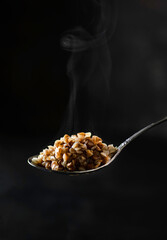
[{"xmin": 32, "ymin": 132, "xmax": 117, "ymax": 171}]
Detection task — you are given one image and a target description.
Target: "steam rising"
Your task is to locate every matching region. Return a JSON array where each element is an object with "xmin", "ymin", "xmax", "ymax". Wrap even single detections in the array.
[
  {"xmin": 59, "ymin": 0, "xmax": 117, "ymax": 138},
  {"xmin": 60, "ymin": 0, "xmax": 117, "ymax": 52},
  {"xmin": 61, "ymin": 27, "xmax": 106, "ymax": 52}
]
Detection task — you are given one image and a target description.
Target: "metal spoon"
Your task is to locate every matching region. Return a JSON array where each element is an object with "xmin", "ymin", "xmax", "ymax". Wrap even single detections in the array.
[{"xmin": 28, "ymin": 116, "xmax": 167, "ymax": 175}]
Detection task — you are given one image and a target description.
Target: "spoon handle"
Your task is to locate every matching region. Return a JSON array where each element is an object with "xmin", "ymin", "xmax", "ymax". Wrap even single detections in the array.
[{"xmin": 119, "ymin": 116, "xmax": 167, "ymax": 150}]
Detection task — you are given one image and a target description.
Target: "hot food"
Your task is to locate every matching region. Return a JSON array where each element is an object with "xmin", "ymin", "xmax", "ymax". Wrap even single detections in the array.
[{"xmin": 32, "ymin": 132, "xmax": 117, "ymax": 171}]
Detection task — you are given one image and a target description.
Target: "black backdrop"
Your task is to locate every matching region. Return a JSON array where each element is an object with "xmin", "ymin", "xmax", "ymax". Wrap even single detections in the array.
[{"xmin": 0, "ymin": 0, "xmax": 167, "ymax": 240}]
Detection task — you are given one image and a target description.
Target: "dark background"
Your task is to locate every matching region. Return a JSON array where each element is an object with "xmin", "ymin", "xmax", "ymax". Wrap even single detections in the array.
[{"xmin": 0, "ymin": 0, "xmax": 167, "ymax": 239}]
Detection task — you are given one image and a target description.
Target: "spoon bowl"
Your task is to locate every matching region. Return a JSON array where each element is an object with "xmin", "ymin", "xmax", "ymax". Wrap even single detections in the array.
[
  {"xmin": 28, "ymin": 148, "xmax": 120, "ymax": 175},
  {"xmin": 28, "ymin": 116, "xmax": 167, "ymax": 175}
]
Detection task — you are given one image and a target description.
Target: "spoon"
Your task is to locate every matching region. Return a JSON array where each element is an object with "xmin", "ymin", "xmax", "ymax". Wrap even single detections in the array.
[{"xmin": 28, "ymin": 116, "xmax": 167, "ymax": 175}]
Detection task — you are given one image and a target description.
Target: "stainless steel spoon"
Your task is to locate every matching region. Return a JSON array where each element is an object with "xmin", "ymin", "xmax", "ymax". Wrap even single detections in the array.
[{"xmin": 28, "ymin": 116, "xmax": 167, "ymax": 175}]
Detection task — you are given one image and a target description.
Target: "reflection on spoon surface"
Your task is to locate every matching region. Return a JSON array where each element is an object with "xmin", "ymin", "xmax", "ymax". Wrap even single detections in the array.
[{"xmin": 28, "ymin": 116, "xmax": 167, "ymax": 175}]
